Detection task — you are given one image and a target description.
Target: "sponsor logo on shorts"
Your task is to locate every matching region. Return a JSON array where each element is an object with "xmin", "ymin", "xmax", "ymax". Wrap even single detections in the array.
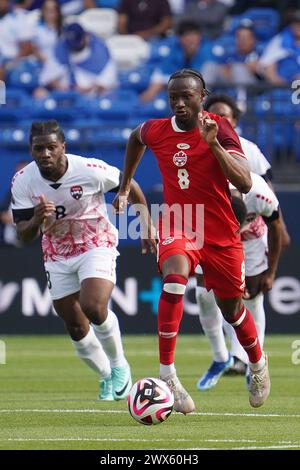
[
  {"xmin": 173, "ymin": 151, "xmax": 187, "ymax": 167},
  {"xmin": 162, "ymin": 237, "xmax": 175, "ymax": 245},
  {"xmin": 70, "ymin": 185, "xmax": 83, "ymax": 200},
  {"xmin": 177, "ymin": 143, "xmax": 190, "ymax": 150}
]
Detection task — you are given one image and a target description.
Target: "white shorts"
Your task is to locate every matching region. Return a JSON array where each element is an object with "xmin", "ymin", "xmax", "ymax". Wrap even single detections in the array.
[
  {"xmin": 243, "ymin": 235, "xmax": 268, "ymax": 277},
  {"xmin": 194, "ymin": 233, "xmax": 268, "ymax": 278},
  {"xmin": 44, "ymin": 247, "xmax": 119, "ymax": 300}
]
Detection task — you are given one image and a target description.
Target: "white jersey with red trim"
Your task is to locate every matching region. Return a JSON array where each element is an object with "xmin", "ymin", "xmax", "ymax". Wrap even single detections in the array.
[
  {"xmin": 11, "ymin": 153, "xmax": 120, "ymax": 262},
  {"xmin": 239, "ymin": 136, "xmax": 271, "ymax": 177},
  {"xmin": 241, "ymin": 172, "xmax": 279, "ymax": 242}
]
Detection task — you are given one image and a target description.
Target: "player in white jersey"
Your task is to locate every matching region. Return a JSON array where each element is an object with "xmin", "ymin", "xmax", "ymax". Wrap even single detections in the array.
[
  {"xmin": 11, "ymin": 120, "xmax": 155, "ymax": 401},
  {"xmin": 194, "ymin": 93, "xmax": 290, "ymax": 379},
  {"xmin": 196, "ymin": 172, "xmax": 282, "ymax": 390}
]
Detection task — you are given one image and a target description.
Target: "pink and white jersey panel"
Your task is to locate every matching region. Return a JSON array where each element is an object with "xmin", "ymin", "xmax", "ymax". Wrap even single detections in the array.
[
  {"xmin": 241, "ymin": 172, "xmax": 279, "ymax": 241},
  {"xmin": 11, "ymin": 154, "xmax": 120, "ymax": 261}
]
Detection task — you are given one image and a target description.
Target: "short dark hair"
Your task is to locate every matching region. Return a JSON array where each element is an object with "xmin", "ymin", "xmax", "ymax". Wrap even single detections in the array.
[
  {"xmin": 168, "ymin": 68, "xmax": 207, "ymax": 92},
  {"xmin": 176, "ymin": 20, "xmax": 201, "ymax": 36},
  {"xmin": 231, "ymin": 195, "xmax": 247, "ymax": 226},
  {"xmin": 203, "ymin": 93, "xmax": 242, "ymax": 121},
  {"xmin": 30, "ymin": 120, "xmax": 65, "ymax": 144}
]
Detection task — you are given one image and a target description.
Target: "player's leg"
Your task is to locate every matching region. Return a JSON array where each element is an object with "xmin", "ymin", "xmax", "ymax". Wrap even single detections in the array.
[
  {"xmin": 45, "ymin": 261, "xmax": 113, "ymax": 400},
  {"xmin": 245, "ymin": 274, "xmax": 266, "ymax": 348},
  {"xmin": 77, "ymin": 248, "xmax": 131, "ymax": 400},
  {"xmin": 223, "ymin": 242, "xmax": 268, "ymax": 376},
  {"xmin": 204, "ymin": 243, "xmax": 270, "ymax": 407},
  {"xmin": 158, "ymin": 249, "xmax": 195, "ymax": 414},
  {"xmin": 216, "ymin": 294, "xmax": 270, "ymax": 408},
  {"xmin": 53, "ymin": 293, "xmax": 113, "ymax": 400},
  {"xmin": 195, "ymin": 270, "xmax": 233, "ymax": 391}
]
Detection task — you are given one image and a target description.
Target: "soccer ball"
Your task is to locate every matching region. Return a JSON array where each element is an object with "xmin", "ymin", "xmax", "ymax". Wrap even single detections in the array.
[{"xmin": 127, "ymin": 377, "xmax": 174, "ymax": 425}]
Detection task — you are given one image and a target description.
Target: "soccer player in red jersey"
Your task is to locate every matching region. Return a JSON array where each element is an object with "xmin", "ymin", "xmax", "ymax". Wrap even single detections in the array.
[{"xmin": 113, "ymin": 69, "xmax": 270, "ymax": 413}]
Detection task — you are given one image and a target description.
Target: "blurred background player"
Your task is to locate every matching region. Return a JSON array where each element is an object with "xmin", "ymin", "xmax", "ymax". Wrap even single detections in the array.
[
  {"xmin": 11, "ymin": 119, "xmax": 154, "ymax": 401},
  {"xmin": 196, "ymin": 172, "xmax": 282, "ymax": 390},
  {"xmin": 202, "ymin": 93, "xmax": 290, "ymax": 250},
  {"xmin": 113, "ymin": 68, "xmax": 270, "ymax": 413}
]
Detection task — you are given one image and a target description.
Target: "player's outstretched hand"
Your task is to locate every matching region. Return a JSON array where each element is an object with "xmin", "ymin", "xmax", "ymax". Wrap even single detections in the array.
[
  {"xmin": 33, "ymin": 194, "xmax": 55, "ymax": 226},
  {"xmin": 198, "ymin": 113, "xmax": 218, "ymax": 145},
  {"xmin": 112, "ymin": 191, "xmax": 129, "ymax": 214}
]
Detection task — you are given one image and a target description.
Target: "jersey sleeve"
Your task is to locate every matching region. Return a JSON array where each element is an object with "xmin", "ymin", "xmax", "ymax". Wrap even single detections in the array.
[
  {"xmin": 217, "ymin": 117, "xmax": 246, "ymax": 158},
  {"xmin": 251, "ymin": 173, "xmax": 279, "ymax": 218},
  {"xmin": 245, "ymin": 139, "xmax": 271, "ymax": 176},
  {"xmin": 140, "ymin": 119, "xmax": 156, "ymax": 146},
  {"xmin": 11, "ymin": 172, "xmax": 35, "ymax": 223},
  {"xmin": 88, "ymin": 159, "xmax": 121, "ymax": 193}
]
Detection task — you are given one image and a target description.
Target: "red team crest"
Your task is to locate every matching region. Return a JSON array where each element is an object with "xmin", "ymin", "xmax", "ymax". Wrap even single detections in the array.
[
  {"xmin": 70, "ymin": 185, "xmax": 83, "ymax": 200},
  {"xmin": 173, "ymin": 151, "xmax": 187, "ymax": 167}
]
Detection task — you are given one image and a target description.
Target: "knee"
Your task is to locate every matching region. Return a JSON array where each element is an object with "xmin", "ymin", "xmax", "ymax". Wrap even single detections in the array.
[
  {"xmin": 66, "ymin": 323, "xmax": 89, "ymax": 341},
  {"xmin": 162, "ymin": 274, "xmax": 188, "ymax": 300},
  {"xmin": 218, "ymin": 297, "xmax": 243, "ymax": 321},
  {"xmin": 80, "ymin": 299, "xmax": 108, "ymax": 324}
]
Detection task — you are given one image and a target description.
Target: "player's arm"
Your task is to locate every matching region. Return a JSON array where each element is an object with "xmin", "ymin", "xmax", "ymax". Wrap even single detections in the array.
[
  {"xmin": 260, "ymin": 212, "xmax": 282, "ymax": 293},
  {"xmin": 199, "ymin": 115, "xmax": 251, "ymax": 193},
  {"xmin": 14, "ymin": 195, "xmax": 55, "ymax": 243},
  {"xmin": 112, "ymin": 125, "xmax": 147, "ymax": 213},
  {"xmin": 128, "ymin": 179, "xmax": 157, "ymax": 254},
  {"xmin": 265, "ymin": 180, "xmax": 291, "ymax": 251}
]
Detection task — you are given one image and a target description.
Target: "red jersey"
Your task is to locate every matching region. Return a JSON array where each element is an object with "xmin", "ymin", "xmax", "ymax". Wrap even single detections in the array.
[{"xmin": 141, "ymin": 113, "xmax": 246, "ymax": 247}]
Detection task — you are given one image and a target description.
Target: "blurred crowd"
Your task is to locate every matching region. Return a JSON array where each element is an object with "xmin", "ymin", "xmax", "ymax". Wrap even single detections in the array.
[{"xmin": 1, "ymin": 0, "xmax": 300, "ymax": 99}]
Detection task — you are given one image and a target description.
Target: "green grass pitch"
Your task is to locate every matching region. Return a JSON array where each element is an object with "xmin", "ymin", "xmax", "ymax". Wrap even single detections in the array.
[{"xmin": 0, "ymin": 334, "xmax": 299, "ymax": 450}]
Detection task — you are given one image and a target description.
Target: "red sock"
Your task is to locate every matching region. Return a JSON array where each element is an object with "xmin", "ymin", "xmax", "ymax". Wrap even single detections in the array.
[
  {"xmin": 227, "ymin": 306, "xmax": 262, "ymax": 364},
  {"xmin": 158, "ymin": 274, "xmax": 188, "ymax": 365}
]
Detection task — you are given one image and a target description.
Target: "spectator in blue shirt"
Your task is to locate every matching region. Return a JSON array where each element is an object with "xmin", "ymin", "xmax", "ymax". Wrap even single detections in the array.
[
  {"xmin": 259, "ymin": 11, "xmax": 300, "ymax": 84},
  {"xmin": 140, "ymin": 20, "xmax": 213, "ymax": 102},
  {"xmin": 36, "ymin": 22, "xmax": 118, "ymax": 95}
]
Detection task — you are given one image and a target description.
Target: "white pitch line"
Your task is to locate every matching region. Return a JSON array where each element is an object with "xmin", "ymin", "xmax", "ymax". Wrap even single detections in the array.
[
  {"xmin": 1, "ymin": 438, "xmax": 189, "ymax": 443},
  {"xmin": 0, "ymin": 409, "xmax": 300, "ymax": 418},
  {"xmin": 232, "ymin": 445, "xmax": 300, "ymax": 450}
]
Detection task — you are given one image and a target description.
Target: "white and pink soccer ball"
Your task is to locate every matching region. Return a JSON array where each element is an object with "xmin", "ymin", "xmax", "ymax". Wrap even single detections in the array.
[{"xmin": 127, "ymin": 377, "xmax": 174, "ymax": 425}]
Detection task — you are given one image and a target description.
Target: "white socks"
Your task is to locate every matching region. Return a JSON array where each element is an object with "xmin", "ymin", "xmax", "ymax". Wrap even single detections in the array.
[
  {"xmin": 245, "ymin": 292, "xmax": 265, "ymax": 348},
  {"xmin": 196, "ymin": 287, "xmax": 229, "ymax": 363},
  {"xmin": 72, "ymin": 326, "xmax": 111, "ymax": 379},
  {"xmin": 92, "ymin": 309, "xmax": 127, "ymax": 368},
  {"xmin": 160, "ymin": 362, "xmax": 176, "ymax": 378}
]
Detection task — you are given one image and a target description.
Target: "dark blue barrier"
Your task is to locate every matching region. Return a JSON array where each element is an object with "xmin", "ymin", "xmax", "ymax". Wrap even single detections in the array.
[{"xmin": 0, "ymin": 244, "xmax": 299, "ymax": 334}]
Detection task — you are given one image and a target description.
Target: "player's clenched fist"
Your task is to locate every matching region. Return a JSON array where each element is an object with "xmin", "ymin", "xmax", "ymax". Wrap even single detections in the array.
[
  {"xmin": 33, "ymin": 193, "xmax": 55, "ymax": 226},
  {"xmin": 198, "ymin": 113, "xmax": 219, "ymax": 145},
  {"xmin": 112, "ymin": 191, "xmax": 129, "ymax": 214}
]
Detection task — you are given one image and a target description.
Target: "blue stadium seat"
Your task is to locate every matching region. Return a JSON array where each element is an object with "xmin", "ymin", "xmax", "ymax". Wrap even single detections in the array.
[
  {"xmin": 79, "ymin": 90, "xmax": 138, "ymax": 123},
  {"xmin": 254, "ymin": 89, "xmax": 295, "ymax": 116},
  {"xmin": 240, "ymin": 8, "xmax": 279, "ymax": 41},
  {"xmin": 134, "ymin": 93, "xmax": 170, "ymax": 119},
  {"xmin": 226, "ymin": 8, "xmax": 279, "ymax": 41},
  {"xmin": 0, "ymin": 122, "xmax": 31, "ymax": 148},
  {"xmin": 31, "ymin": 91, "xmax": 83, "ymax": 122},
  {"xmin": 7, "ymin": 59, "xmax": 42, "ymax": 92},
  {"xmin": 0, "ymin": 90, "xmax": 31, "ymax": 122},
  {"xmin": 118, "ymin": 65, "xmax": 155, "ymax": 93},
  {"xmin": 148, "ymin": 37, "xmax": 177, "ymax": 65},
  {"xmin": 96, "ymin": 0, "xmax": 120, "ymax": 8}
]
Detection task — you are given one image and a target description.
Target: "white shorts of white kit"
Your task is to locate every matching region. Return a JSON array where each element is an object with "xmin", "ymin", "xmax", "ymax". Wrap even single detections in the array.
[
  {"xmin": 243, "ymin": 233, "xmax": 268, "ymax": 277},
  {"xmin": 44, "ymin": 247, "xmax": 119, "ymax": 300}
]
